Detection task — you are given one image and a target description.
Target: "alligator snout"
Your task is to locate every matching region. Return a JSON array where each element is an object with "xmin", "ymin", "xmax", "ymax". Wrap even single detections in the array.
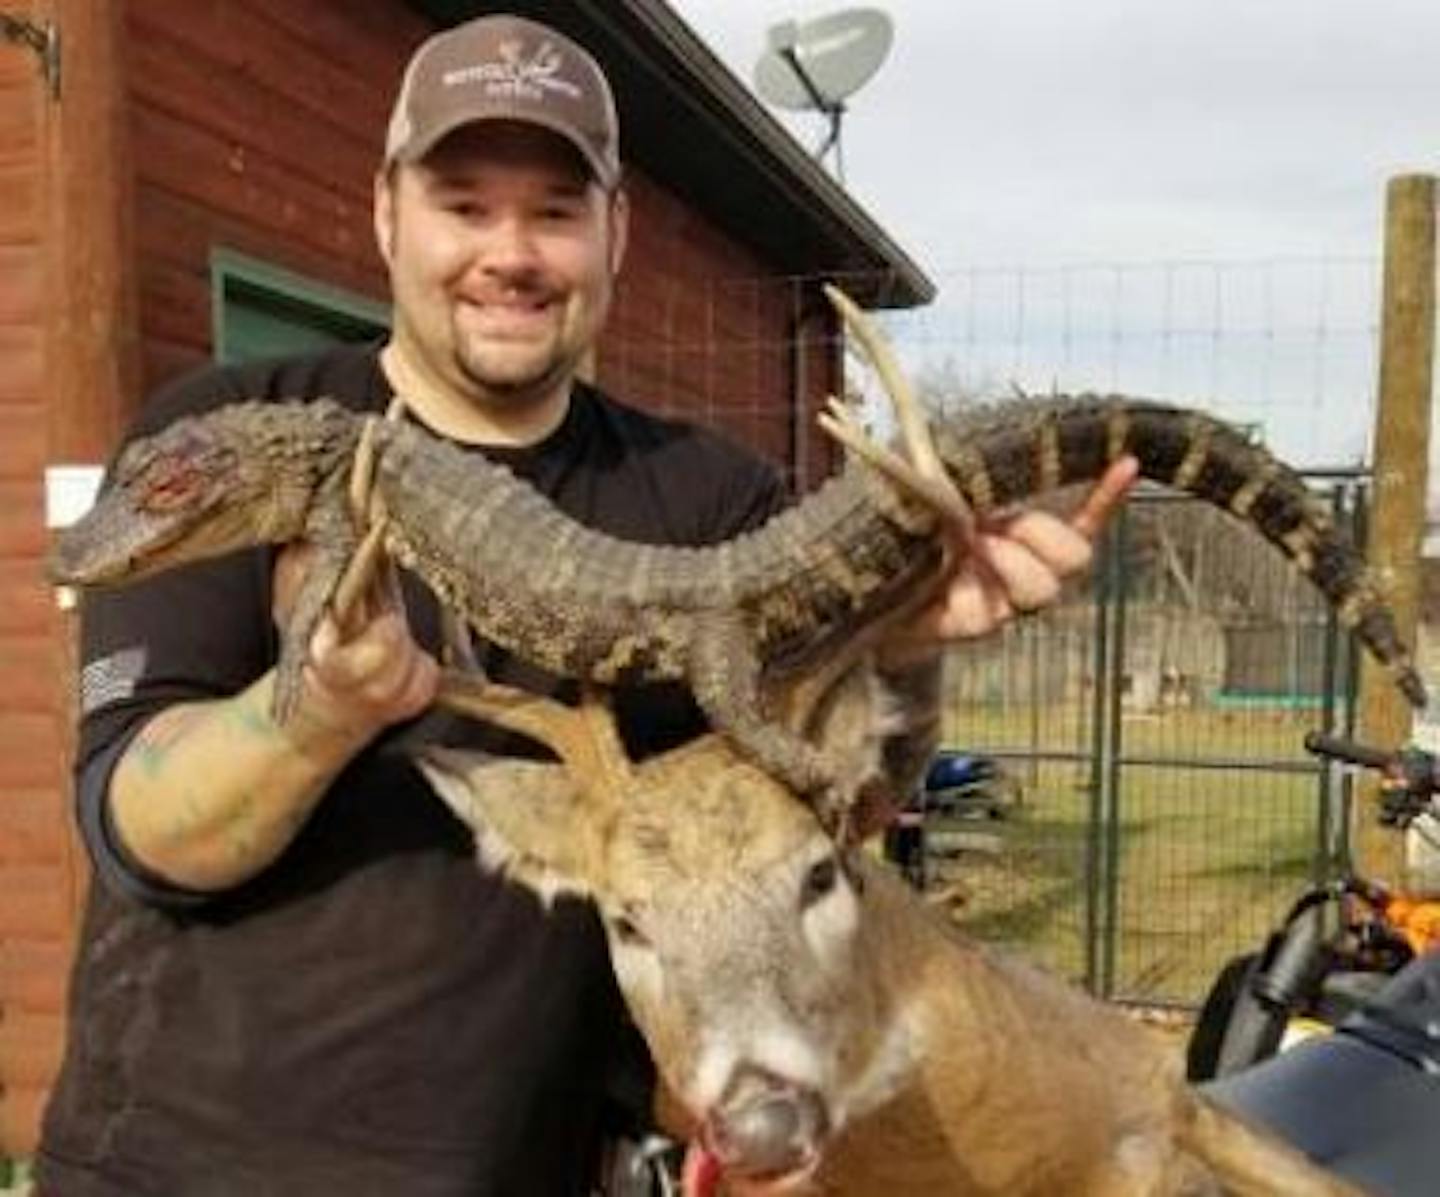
[{"xmin": 703, "ymin": 1065, "xmax": 830, "ymax": 1181}]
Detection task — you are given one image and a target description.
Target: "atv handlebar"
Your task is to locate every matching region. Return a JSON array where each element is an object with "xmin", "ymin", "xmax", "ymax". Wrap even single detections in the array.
[
  {"xmin": 1302, "ymin": 732, "xmax": 1395, "ymax": 770},
  {"xmin": 1303, "ymin": 732, "xmax": 1440, "ymax": 826}
]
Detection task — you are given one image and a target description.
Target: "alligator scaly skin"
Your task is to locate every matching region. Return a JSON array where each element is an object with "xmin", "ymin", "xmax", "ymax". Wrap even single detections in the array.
[
  {"xmin": 372, "ymin": 396, "xmax": 1422, "ymax": 706},
  {"xmin": 371, "ymin": 416, "xmax": 939, "ymax": 681},
  {"xmin": 50, "ymin": 397, "xmax": 1425, "ymax": 791}
]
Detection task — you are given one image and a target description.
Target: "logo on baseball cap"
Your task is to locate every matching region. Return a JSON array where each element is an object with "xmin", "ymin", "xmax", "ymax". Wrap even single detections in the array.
[{"xmin": 385, "ymin": 14, "xmax": 621, "ymax": 189}]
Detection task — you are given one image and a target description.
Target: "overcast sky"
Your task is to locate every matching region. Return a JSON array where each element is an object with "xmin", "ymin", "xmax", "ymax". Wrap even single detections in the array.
[{"xmin": 668, "ymin": 0, "xmax": 1439, "ymax": 468}]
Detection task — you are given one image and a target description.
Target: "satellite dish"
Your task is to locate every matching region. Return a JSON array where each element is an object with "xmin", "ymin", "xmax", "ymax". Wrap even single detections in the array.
[
  {"xmin": 753, "ymin": 9, "xmax": 894, "ymax": 182},
  {"xmin": 755, "ymin": 9, "xmax": 893, "ymax": 111}
]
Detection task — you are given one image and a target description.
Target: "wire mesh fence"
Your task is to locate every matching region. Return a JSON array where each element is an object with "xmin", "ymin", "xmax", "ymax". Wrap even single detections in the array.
[
  {"xmin": 930, "ymin": 480, "xmax": 1365, "ymax": 1007},
  {"xmin": 870, "ymin": 257, "xmax": 1382, "ymax": 468},
  {"xmin": 607, "ymin": 254, "xmax": 1387, "ymax": 1008},
  {"xmin": 606, "ymin": 254, "xmax": 1384, "ymax": 478}
]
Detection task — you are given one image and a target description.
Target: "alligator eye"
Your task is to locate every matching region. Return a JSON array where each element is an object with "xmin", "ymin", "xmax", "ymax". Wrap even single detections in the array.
[
  {"xmin": 133, "ymin": 439, "xmax": 239, "ymax": 515},
  {"xmin": 139, "ymin": 454, "xmax": 209, "ymax": 513},
  {"xmin": 800, "ymin": 856, "xmax": 840, "ymax": 908}
]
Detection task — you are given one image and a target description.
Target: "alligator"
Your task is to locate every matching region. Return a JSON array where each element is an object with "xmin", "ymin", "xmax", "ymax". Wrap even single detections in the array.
[{"xmin": 50, "ymin": 365, "xmax": 1426, "ymax": 801}]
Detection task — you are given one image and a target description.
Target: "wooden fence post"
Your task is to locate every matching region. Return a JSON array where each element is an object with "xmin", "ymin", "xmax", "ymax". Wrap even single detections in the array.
[{"xmin": 1355, "ymin": 174, "xmax": 1436, "ymax": 880}]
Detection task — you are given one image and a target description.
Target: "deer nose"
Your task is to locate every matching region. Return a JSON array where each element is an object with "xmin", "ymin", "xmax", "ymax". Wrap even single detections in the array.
[{"xmin": 705, "ymin": 1065, "xmax": 830, "ymax": 1179}]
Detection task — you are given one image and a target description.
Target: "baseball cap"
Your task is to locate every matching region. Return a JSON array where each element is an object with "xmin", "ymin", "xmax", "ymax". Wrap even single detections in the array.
[{"xmin": 385, "ymin": 14, "xmax": 621, "ymax": 189}]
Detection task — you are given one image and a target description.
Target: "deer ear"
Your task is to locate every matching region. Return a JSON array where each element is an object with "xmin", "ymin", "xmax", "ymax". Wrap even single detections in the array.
[
  {"xmin": 792, "ymin": 659, "xmax": 942, "ymax": 843},
  {"xmin": 796, "ymin": 664, "xmax": 903, "ymax": 781},
  {"xmin": 846, "ymin": 776, "xmax": 903, "ymax": 848},
  {"xmin": 412, "ymin": 747, "xmax": 601, "ymax": 904}
]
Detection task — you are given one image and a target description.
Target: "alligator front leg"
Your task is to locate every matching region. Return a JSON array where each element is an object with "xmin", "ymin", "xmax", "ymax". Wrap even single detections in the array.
[
  {"xmin": 271, "ymin": 485, "xmax": 362, "ymax": 722},
  {"xmin": 272, "ymin": 544, "xmax": 352, "ymax": 722}
]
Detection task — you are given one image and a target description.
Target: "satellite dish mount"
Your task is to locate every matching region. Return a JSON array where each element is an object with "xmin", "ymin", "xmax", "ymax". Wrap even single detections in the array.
[
  {"xmin": 770, "ymin": 22, "xmax": 847, "ymax": 175},
  {"xmin": 753, "ymin": 9, "xmax": 894, "ymax": 184}
]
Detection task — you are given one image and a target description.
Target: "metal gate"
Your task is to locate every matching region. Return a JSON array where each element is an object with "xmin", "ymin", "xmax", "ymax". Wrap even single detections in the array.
[{"xmin": 925, "ymin": 471, "xmax": 1368, "ymax": 1007}]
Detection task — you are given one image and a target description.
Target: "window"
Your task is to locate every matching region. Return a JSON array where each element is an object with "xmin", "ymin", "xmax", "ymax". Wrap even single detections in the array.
[{"xmin": 211, "ymin": 249, "xmax": 390, "ymax": 364}]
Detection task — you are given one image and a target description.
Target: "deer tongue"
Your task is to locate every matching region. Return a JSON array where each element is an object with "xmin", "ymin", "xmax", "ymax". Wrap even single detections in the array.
[
  {"xmin": 682, "ymin": 1140, "xmax": 723, "ymax": 1197},
  {"xmin": 682, "ymin": 1139, "xmax": 821, "ymax": 1197}
]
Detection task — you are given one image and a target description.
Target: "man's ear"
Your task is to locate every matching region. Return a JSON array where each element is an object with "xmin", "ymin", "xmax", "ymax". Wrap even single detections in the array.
[
  {"xmin": 606, "ymin": 186, "xmax": 630, "ymax": 277},
  {"xmin": 373, "ymin": 168, "xmax": 397, "ymax": 266}
]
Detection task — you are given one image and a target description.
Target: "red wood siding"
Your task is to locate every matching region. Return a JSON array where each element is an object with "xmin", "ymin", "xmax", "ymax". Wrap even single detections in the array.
[
  {"xmin": 1, "ymin": 0, "xmax": 842, "ymax": 1158},
  {"xmin": 0, "ymin": 4, "xmax": 70, "ymax": 1156},
  {"xmin": 125, "ymin": 0, "xmax": 423, "ymax": 389},
  {"xmin": 604, "ymin": 171, "xmax": 819, "ymax": 480},
  {"xmin": 122, "ymin": 0, "xmax": 833, "ymax": 475}
]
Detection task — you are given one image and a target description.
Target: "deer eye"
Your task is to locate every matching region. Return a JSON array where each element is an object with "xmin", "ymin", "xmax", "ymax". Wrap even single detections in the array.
[
  {"xmin": 610, "ymin": 911, "xmax": 650, "ymax": 948},
  {"xmin": 799, "ymin": 856, "xmax": 840, "ymax": 909}
]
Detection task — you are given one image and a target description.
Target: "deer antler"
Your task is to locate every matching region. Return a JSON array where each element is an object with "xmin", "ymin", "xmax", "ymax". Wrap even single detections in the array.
[
  {"xmin": 434, "ymin": 668, "xmax": 637, "ymax": 795},
  {"xmin": 818, "ymin": 284, "xmax": 974, "ymax": 544},
  {"xmin": 331, "ymin": 395, "xmax": 407, "ymax": 630},
  {"xmin": 773, "ymin": 289, "xmax": 967, "ymax": 791},
  {"xmin": 791, "ymin": 284, "xmax": 977, "ymax": 718},
  {"xmin": 335, "ymin": 356, "xmax": 480, "ymax": 672},
  {"xmin": 722, "ymin": 285, "xmax": 982, "ymax": 841}
]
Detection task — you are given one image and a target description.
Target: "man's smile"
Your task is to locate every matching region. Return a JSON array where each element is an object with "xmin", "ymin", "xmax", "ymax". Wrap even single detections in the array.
[{"xmin": 456, "ymin": 292, "xmax": 559, "ymax": 336}]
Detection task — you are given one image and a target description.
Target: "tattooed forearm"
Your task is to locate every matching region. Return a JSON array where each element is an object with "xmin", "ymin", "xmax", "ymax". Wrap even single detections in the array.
[
  {"xmin": 224, "ymin": 693, "xmax": 279, "ymax": 739},
  {"xmin": 108, "ymin": 673, "xmax": 375, "ymax": 892},
  {"xmin": 224, "ymin": 791, "xmax": 259, "ymax": 864},
  {"xmin": 128, "ymin": 704, "xmax": 212, "ymax": 779}
]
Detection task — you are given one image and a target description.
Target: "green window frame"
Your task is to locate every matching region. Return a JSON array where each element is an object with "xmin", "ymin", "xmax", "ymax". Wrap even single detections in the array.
[{"xmin": 210, "ymin": 248, "xmax": 391, "ymax": 365}]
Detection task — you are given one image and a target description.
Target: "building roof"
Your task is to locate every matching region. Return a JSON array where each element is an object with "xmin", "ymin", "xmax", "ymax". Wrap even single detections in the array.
[{"xmin": 407, "ymin": 0, "xmax": 935, "ymax": 309}]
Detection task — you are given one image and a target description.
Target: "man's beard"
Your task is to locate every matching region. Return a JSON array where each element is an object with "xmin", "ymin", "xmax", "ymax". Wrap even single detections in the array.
[{"xmin": 452, "ymin": 331, "xmax": 575, "ymax": 407}]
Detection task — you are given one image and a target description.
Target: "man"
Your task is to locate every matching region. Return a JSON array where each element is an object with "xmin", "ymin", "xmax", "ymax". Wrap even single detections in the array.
[{"xmin": 36, "ymin": 13, "xmax": 1133, "ymax": 1196}]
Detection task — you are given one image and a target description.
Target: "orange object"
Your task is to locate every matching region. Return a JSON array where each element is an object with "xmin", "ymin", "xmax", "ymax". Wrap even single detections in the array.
[{"xmin": 1382, "ymin": 896, "xmax": 1440, "ymax": 957}]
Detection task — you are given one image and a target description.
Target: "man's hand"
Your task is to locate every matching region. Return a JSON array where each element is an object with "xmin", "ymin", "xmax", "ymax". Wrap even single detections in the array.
[
  {"xmin": 273, "ymin": 544, "xmax": 439, "ymax": 740},
  {"xmin": 882, "ymin": 456, "xmax": 1138, "ymax": 664}
]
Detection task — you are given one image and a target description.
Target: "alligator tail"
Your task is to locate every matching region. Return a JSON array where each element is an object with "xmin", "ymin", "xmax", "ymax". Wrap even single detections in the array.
[{"xmin": 934, "ymin": 397, "xmax": 1425, "ymax": 708}]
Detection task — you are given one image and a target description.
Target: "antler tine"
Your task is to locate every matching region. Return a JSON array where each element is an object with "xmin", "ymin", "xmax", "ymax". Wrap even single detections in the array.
[
  {"xmin": 435, "ymin": 670, "xmax": 635, "ymax": 790},
  {"xmin": 822, "ymin": 283, "xmax": 974, "ymax": 541},
  {"xmin": 818, "ymin": 398, "xmax": 975, "ymax": 526},
  {"xmin": 822, "ymin": 285, "xmax": 936, "ymax": 472}
]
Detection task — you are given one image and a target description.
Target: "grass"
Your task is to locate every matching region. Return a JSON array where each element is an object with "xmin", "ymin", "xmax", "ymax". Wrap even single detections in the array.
[
  {"xmin": 927, "ymin": 703, "xmax": 1333, "ymax": 1005},
  {"xmin": 0, "ymin": 1160, "xmax": 31, "ymax": 1195}
]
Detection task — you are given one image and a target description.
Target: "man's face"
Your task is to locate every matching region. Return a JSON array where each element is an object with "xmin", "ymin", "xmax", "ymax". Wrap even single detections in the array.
[{"xmin": 375, "ymin": 122, "xmax": 627, "ymax": 410}]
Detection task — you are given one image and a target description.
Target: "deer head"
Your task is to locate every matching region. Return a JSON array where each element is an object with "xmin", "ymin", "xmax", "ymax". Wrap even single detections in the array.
[{"xmin": 416, "ymin": 662, "xmax": 925, "ymax": 1185}]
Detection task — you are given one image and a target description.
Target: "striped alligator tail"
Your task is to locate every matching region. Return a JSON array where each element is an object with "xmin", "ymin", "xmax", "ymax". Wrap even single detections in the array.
[{"xmin": 931, "ymin": 396, "xmax": 1425, "ymax": 708}]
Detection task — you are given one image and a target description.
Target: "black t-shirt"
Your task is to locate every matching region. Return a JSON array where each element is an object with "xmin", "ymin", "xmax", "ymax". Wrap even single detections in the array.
[{"xmin": 37, "ymin": 343, "xmax": 788, "ymax": 1197}]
